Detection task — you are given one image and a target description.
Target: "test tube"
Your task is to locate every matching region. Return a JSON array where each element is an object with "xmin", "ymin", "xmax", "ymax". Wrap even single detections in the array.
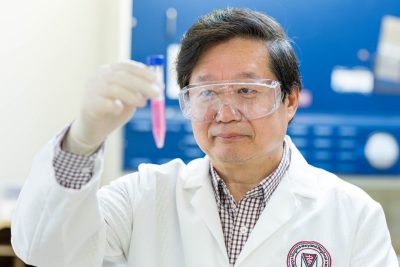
[{"xmin": 147, "ymin": 55, "xmax": 166, "ymax": 149}]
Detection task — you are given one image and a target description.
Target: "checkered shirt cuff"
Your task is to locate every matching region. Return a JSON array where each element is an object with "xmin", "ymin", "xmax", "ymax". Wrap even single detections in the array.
[{"xmin": 53, "ymin": 127, "xmax": 103, "ymax": 189}]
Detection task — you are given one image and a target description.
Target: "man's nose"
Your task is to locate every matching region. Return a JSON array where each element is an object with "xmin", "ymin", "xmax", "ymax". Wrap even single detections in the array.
[{"xmin": 215, "ymin": 103, "xmax": 242, "ymax": 122}]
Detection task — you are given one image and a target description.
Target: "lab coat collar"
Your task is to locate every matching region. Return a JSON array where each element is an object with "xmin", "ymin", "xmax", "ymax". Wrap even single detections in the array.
[
  {"xmin": 182, "ymin": 156, "xmax": 211, "ymax": 190},
  {"xmin": 285, "ymin": 135, "xmax": 320, "ymax": 200}
]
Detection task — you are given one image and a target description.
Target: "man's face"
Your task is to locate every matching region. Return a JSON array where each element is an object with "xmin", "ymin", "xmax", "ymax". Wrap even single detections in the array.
[{"xmin": 189, "ymin": 37, "xmax": 298, "ymax": 167}]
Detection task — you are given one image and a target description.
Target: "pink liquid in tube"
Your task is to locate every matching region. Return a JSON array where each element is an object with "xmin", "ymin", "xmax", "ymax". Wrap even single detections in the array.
[{"xmin": 151, "ymin": 99, "xmax": 166, "ymax": 148}]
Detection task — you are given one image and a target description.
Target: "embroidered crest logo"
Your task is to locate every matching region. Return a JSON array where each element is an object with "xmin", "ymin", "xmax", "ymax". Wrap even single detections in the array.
[
  {"xmin": 301, "ymin": 253, "xmax": 317, "ymax": 267},
  {"xmin": 287, "ymin": 241, "xmax": 332, "ymax": 267}
]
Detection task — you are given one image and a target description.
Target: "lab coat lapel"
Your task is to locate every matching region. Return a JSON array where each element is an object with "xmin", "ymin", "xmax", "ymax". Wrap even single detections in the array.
[
  {"xmin": 183, "ymin": 156, "xmax": 228, "ymax": 260},
  {"xmin": 235, "ymin": 172, "xmax": 298, "ymax": 266}
]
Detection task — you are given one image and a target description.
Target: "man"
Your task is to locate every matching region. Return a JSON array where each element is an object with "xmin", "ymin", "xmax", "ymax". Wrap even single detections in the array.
[{"xmin": 11, "ymin": 8, "xmax": 398, "ymax": 267}]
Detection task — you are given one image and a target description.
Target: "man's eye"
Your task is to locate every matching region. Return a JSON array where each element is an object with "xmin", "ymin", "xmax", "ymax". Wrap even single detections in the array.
[
  {"xmin": 199, "ymin": 89, "xmax": 216, "ymax": 98},
  {"xmin": 238, "ymin": 87, "xmax": 257, "ymax": 95}
]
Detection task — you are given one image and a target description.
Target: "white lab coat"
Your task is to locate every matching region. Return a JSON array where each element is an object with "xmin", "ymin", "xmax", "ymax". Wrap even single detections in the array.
[{"xmin": 11, "ymin": 134, "xmax": 398, "ymax": 267}]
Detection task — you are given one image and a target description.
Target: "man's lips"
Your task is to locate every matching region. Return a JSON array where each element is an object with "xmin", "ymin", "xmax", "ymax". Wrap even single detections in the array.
[{"xmin": 213, "ymin": 132, "xmax": 249, "ymax": 140}]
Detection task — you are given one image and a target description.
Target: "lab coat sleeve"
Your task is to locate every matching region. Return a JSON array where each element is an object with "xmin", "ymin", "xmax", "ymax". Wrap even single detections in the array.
[
  {"xmin": 350, "ymin": 201, "xmax": 399, "ymax": 266},
  {"xmin": 11, "ymin": 133, "xmax": 135, "ymax": 267}
]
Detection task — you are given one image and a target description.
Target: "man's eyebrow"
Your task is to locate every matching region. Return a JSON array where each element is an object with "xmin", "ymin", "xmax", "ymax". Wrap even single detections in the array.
[
  {"xmin": 236, "ymin": 72, "xmax": 261, "ymax": 79},
  {"xmin": 195, "ymin": 72, "xmax": 262, "ymax": 82},
  {"xmin": 196, "ymin": 75, "xmax": 214, "ymax": 82}
]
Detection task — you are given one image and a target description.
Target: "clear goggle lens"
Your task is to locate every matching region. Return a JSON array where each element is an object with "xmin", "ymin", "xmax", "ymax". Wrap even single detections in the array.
[{"xmin": 178, "ymin": 79, "xmax": 282, "ymax": 122}]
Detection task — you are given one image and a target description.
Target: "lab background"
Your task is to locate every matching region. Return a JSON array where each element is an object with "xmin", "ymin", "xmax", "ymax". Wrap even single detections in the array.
[{"xmin": 0, "ymin": 0, "xmax": 399, "ymax": 265}]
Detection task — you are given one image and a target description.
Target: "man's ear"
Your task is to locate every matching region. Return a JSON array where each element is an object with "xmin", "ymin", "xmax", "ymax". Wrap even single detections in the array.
[{"xmin": 286, "ymin": 85, "xmax": 300, "ymax": 123}]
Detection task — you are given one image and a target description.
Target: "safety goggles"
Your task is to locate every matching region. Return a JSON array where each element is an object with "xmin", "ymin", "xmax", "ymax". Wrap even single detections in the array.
[{"xmin": 178, "ymin": 79, "xmax": 282, "ymax": 122}]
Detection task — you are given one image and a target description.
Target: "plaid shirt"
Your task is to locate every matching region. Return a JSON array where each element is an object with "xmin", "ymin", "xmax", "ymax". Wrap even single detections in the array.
[
  {"xmin": 53, "ymin": 127, "xmax": 101, "ymax": 189},
  {"xmin": 53, "ymin": 130, "xmax": 290, "ymax": 265},
  {"xmin": 210, "ymin": 141, "xmax": 290, "ymax": 265}
]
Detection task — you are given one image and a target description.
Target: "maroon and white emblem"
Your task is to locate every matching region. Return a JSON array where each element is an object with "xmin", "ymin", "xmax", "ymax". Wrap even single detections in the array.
[{"xmin": 287, "ymin": 241, "xmax": 332, "ymax": 267}]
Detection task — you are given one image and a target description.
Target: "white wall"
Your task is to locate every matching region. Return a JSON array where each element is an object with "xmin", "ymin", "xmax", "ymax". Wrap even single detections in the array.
[{"xmin": 0, "ymin": 0, "xmax": 132, "ymax": 193}]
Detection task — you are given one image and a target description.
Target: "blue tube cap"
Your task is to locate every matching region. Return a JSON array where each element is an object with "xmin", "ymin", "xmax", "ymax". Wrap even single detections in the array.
[{"xmin": 147, "ymin": 55, "xmax": 165, "ymax": 66}]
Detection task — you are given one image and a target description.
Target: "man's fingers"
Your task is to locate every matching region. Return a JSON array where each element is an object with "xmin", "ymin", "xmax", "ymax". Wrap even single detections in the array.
[{"xmin": 103, "ymin": 70, "xmax": 161, "ymax": 99}]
